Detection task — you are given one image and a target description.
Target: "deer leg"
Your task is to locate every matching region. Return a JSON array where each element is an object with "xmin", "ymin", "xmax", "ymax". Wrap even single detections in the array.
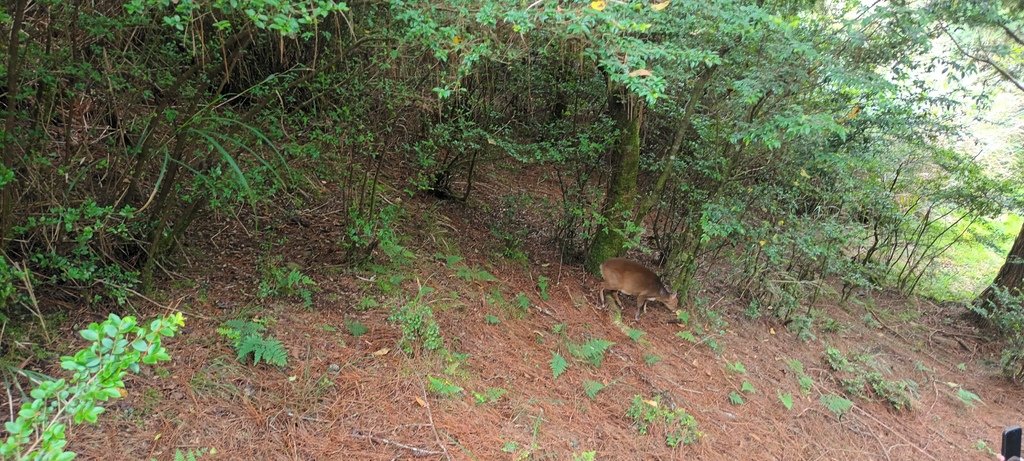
[
  {"xmin": 612, "ymin": 292, "xmax": 625, "ymax": 311},
  {"xmin": 635, "ymin": 298, "xmax": 648, "ymax": 321}
]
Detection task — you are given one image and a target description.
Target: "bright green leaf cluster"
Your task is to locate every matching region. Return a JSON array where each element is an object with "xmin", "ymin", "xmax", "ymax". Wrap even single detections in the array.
[{"xmin": 1, "ymin": 312, "xmax": 184, "ymax": 460}]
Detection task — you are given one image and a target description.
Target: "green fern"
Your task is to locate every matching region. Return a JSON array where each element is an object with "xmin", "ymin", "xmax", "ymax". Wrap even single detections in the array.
[
  {"xmin": 427, "ymin": 376, "xmax": 463, "ymax": 397},
  {"xmin": 551, "ymin": 352, "xmax": 569, "ymax": 379},
  {"xmin": 568, "ymin": 338, "xmax": 615, "ymax": 367},
  {"xmin": 583, "ymin": 380, "xmax": 606, "ymax": 399},
  {"xmin": 778, "ymin": 391, "xmax": 794, "ymax": 410},
  {"xmin": 237, "ymin": 335, "xmax": 288, "ymax": 367},
  {"xmin": 572, "ymin": 451, "xmax": 596, "ymax": 461},
  {"xmin": 726, "ymin": 361, "xmax": 747, "ymax": 374},
  {"xmin": 820, "ymin": 394, "xmax": 853, "ymax": 419},
  {"xmin": 217, "ymin": 319, "xmax": 265, "ymax": 341},
  {"xmin": 956, "ymin": 387, "xmax": 983, "ymax": 408},
  {"xmin": 676, "ymin": 330, "xmax": 697, "ymax": 343},
  {"xmin": 472, "ymin": 387, "xmax": 507, "ymax": 404},
  {"xmin": 218, "ymin": 319, "xmax": 288, "ymax": 368}
]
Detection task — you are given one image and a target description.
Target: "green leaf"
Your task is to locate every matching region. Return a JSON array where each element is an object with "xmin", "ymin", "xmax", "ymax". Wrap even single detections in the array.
[
  {"xmin": 572, "ymin": 451, "xmax": 597, "ymax": 461},
  {"xmin": 189, "ymin": 128, "xmax": 254, "ymax": 203},
  {"xmin": 676, "ymin": 330, "xmax": 697, "ymax": 343},
  {"xmin": 80, "ymin": 329, "xmax": 99, "ymax": 341},
  {"xmin": 472, "ymin": 387, "xmax": 507, "ymax": 404},
  {"xmin": 728, "ymin": 391, "xmax": 745, "ymax": 405},
  {"xmin": 740, "ymin": 381, "xmax": 756, "ymax": 394},
  {"xmin": 551, "ymin": 352, "xmax": 569, "ymax": 379}
]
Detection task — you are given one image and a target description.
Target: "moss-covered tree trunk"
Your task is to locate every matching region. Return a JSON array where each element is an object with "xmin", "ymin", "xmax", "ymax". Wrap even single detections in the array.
[
  {"xmin": 585, "ymin": 86, "xmax": 641, "ymax": 274},
  {"xmin": 977, "ymin": 222, "xmax": 1024, "ymax": 309}
]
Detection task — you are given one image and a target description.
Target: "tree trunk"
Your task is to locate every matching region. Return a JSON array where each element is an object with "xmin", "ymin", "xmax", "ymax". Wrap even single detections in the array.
[
  {"xmin": 977, "ymin": 221, "xmax": 1024, "ymax": 309},
  {"xmin": 1, "ymin": 0, "xmax": 29, "ymax": 243},
  {"xmin": 667, "ymin": 220, "xmax": 701, "ymax": 299},
  {"xmin": 585, "ymin": 86, "xmax": 641, "ymax": 274}
]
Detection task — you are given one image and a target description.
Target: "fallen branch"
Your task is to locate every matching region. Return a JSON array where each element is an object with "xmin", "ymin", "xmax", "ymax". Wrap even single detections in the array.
[{"xmin": 350, "ymin": 430, "xmax": 443, "ymax": 458}]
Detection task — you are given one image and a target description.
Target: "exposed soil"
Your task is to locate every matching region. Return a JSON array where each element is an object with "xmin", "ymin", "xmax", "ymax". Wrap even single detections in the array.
[{"xmin": 50, "ymin": 163, "xmax": 1024, "ymax": 461}]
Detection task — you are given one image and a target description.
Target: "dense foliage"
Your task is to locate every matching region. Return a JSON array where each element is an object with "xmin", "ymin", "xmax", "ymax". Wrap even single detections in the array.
[{"xmin": 1, "ymin": 0, "xmax": 1023, "ymax": 429}]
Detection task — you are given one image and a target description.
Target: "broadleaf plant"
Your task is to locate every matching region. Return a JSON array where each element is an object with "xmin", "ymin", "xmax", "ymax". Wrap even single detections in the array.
[{"xmin": 0, "ymin": 313, "xmax": 184, "ymax": 460}]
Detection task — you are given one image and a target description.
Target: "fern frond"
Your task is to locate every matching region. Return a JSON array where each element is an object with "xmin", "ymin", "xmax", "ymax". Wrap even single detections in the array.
[
  {"xmin": 236, "ymin": 335, "xmax": 287, "ymax": 367},
  {"xmin": 222, "ymin": 319, "xmax": 265, "ymax": 338},
  {"xmin": 254, "ymin": 337, "xmax": 288, "ymax": 367}
]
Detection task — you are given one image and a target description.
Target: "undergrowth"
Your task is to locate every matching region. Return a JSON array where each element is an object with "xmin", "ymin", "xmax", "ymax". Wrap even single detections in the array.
[
  {"xmin": 626, "ymin": 395, "xmax": 701, "ymax": 447},
  {"xmin": 825, "ymin": 347, "xmax": 916, "ymax": 410},
  {"xmin": 389, "ymin": 285, "xmax": 444, "ymax": 353},
  {"xmin": 257, "ymin": 257, "xmax": 317, "ymax": 308}
]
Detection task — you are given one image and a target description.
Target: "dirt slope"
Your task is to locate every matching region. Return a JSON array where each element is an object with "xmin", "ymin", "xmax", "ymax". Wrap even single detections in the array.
[{"xmin": 64, "ymin": 171, "xmax": 1024, "ymax": 461}]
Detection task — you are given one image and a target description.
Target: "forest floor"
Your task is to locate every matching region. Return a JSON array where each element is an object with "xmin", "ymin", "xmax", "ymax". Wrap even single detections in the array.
[{"xmin": 61, "ymin": 163, "xmax": 1024, "ymax": 461}]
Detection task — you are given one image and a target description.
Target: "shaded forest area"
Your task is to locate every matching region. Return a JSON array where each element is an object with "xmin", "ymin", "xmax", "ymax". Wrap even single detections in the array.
[{"xmin": 1, "ymin": 0, "xmax": 1024, "ymax": 459}]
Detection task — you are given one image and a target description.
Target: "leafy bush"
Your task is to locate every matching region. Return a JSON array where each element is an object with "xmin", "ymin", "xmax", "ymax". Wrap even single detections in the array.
[
  {"xmin": 344, "ymin": 204, "xmax": 413, "ymax": 265},
  {"xmin": 972, "ymin": 287, "xmax": 1024, "ymax": 382},
  {"xmin": 0, "ymin": 256, "xmax": 29, "ymax": 322},
  {"xmin": 1, "ymin": 313, "xmax": 184, "ymax": 460},
  {"xmin": 489, "ymin": 193, "xmax": 534, "ymax": 263},
  {"xmin": 14, "ymin": 201, "xmax": 140, "ymax": 305}
]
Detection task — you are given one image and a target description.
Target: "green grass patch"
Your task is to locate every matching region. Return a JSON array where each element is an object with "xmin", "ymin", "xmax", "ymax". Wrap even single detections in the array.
[{"xmin": 918, "ymin": 213, "xmax": 1021, "ymax": 302}]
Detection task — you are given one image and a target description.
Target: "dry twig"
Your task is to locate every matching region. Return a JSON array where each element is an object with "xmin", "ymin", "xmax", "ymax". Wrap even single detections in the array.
[{"xmin": 350, "ymin": 430, "xmax": 443, "ymax": 458}]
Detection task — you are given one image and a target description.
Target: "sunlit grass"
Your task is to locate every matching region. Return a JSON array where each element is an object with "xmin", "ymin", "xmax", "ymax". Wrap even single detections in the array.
[{"xmin": 918, "ymin": 214, "xmax": 1022, "ymax": 302}]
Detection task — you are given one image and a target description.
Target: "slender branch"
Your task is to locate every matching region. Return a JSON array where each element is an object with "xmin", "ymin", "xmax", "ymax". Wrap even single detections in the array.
[
  {"xmin": 1001, "ymin": 23, "xmax": 1024, "ymax": 47},
  {"xmin": 944, "ymin": 26, "xmax": 1024, "ymax": 93},
  {"xmin": 350, "ymin": 430, "xmax": 444, "ymax": 457}
]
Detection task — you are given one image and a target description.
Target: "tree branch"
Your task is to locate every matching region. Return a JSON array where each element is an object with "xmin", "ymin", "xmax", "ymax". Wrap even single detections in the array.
[
  {"xmin": 944, "ymin": 27, "xmax": 1024, "ymax": 93},
  {"xmin": 1001, "ymin": 23, "xmax": 1024, "ymax": 47}
]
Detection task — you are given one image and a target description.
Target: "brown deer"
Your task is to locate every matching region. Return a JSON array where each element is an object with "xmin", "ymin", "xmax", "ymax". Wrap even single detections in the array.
[{"xmin": 599, "ymin": 258, "xmax": 678, "ymax": 320}]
